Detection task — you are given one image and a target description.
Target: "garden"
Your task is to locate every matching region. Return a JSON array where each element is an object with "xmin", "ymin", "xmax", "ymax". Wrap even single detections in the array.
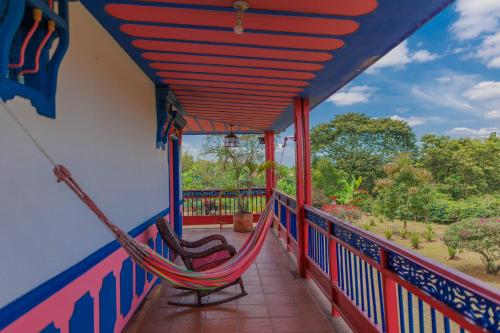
[{"xmin": 183, "ymin": 113, "xmax": 500, "ymax": 286}]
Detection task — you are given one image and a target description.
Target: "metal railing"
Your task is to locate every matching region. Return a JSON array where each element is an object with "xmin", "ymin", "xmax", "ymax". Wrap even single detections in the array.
[
  {"xmin": 273, "ymin": 191, "xmax": 499, "ymax": 333},
  {"xmin": 182, "ymin": 188, "xmax": 266, "ymax": 226}
]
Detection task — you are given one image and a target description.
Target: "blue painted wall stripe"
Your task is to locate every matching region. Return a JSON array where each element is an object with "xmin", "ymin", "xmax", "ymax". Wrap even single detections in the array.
[{"xmin": 0, "ymin": 208, "xmax": 169, "ymax": 331}]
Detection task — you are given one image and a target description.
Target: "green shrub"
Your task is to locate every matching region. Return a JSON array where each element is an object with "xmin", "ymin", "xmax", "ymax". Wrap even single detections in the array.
[
  {"xmin": 443, "ymin": 218, "xmax": 500, "ymax": 274},
  {"xmin": 384, "ymin": 228, "xmax": 393, "ymax": 240},
  {"xmin": 410, "ymin": 232, "xmax": 421, "ymax": 249},
  {"xmin": 428, "ymin": 194, "xmax": 500, "ymax": 224},
  {"xmin": 369, "ymin": 218, "xmax": 376, "ymax": 226},
  {"xmin": 423, "ymin": 223, "xmax": 434, "ymax": 242},
  {"xmin": 379, "ymin": 217, "xmax": 385, "ymax": 224},
  {"xmin": 400, "ymin": 228, "xmax": 409, "ymax": 239},
  {"xmin": 447, "ymin": 246, "xmax": 458, "ymax": 260},
  {"xmin": 352, "ymin": 191, "xmax": 373, "ymax": 213},
  {"xmin": 362, "ymin": 223, "xmax": 371, "ymax": 231}
]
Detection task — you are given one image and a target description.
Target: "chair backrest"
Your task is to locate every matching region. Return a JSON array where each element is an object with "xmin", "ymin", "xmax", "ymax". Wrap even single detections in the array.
[{"xmin": 156, "ymin": 217, "xmax": 183, "ymax": 256}]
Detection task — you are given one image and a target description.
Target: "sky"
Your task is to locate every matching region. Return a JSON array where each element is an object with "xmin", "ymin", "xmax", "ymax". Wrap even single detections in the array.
[{"xmin": 183, "ymin": 0, "xmax": 500, "ymax": 164}]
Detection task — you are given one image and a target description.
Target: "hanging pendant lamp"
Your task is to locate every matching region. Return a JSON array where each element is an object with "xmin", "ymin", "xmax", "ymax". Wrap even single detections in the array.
[
  {"xmin": 233, "ymin": 1, "xmax": 250, "ymax": 35},
  {"xmin": 224, "ymin": 125, "xmax": 240, "ymax": 148}
]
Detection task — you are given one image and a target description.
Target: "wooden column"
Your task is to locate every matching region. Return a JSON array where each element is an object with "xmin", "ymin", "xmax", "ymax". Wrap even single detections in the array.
[
  {"xmin": 264, "ymin": 131, "xmax": 275, "ymax": 202},
  {"xmin": 294, "ymin": 98, "xmax": 310, "ymax": 277}
]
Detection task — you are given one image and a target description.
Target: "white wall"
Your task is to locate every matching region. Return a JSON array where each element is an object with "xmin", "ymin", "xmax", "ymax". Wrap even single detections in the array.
[{"xmin": 0, "ymin": 3, "xmax": 169, "ymax": 307}]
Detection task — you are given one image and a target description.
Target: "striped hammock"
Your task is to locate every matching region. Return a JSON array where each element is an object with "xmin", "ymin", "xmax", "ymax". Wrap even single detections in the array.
[{"xmin": 54, "ymin": 165, "xmax": 275, "ymax": 290}]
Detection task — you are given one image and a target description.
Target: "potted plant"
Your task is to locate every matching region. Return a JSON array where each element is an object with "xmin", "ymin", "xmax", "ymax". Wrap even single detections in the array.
[{"xmin": 204, "ymin": 135, "xmax": 274, "ymax": 232}]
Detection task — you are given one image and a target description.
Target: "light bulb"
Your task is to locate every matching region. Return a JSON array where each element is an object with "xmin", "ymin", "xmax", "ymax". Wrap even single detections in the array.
[{"xmin": 234, "ymin": 23, "xmax": 244, "ymax": 35}]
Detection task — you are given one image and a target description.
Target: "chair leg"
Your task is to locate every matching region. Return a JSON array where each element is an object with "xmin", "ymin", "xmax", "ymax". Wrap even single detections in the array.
[{"xmin": 168, "ymin": 278, "xmax": 247, "ymax": 308}]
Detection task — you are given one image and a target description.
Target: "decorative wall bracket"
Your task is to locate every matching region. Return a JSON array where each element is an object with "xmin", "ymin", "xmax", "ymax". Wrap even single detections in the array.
[
  {"xmin": 155, "ymin": 85, "xmax": 186, "ymax": 150},
  {"xmin": 0, "ymin": 0, "xmax": 69, "ymax": 118}
]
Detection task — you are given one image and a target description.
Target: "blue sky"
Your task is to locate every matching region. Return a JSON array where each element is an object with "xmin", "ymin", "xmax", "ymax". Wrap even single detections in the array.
[{"xmin": 184, "ymin": 1, "xmax": 500, "ymax": 163}]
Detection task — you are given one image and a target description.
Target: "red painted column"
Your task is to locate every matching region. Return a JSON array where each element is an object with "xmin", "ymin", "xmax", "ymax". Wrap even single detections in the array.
[
  {"xmin": 168, "ymin": 127, "xmax": 175, "ymax": 228},
  {"xmin": 264, "ymin": 131, "xmax": 275, "ymax": 202},
  {"xmin": 294, "ymin": 98, "xmax": 306, "ymax": 277},
  {"xmin": 301, "ymin": 99, "xmax": 312, "ymax": 206}
]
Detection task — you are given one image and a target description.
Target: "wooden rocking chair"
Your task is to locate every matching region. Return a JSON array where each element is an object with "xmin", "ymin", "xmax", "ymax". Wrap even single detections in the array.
[{"xmin": 156, "ymin": 217, "xmax": 247, "ymax": 307}]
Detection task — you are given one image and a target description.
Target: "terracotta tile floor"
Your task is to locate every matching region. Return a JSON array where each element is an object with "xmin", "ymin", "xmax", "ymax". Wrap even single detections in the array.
[{"xmin": 137, "ymin": 227, "xmax": 344, "ymax": 333}]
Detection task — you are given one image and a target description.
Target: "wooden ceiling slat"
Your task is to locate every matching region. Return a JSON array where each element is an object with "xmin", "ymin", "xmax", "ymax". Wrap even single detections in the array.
[
  {"xmin": 174, "ymin": 91, "xmax": 292, "ymax": 103},
  {"xmin": 121, "ymin": 25, "xmax": 344, "ymax": 51},
  {"xmin": 143, "ymin": 53, "xmax": 323, "ymax": 71},
  {"xmin": 158, "ymin": 72, "xmax": 308, "ymax": 87},
  {"xmin": 132, "ymin": 40, "xmax": 332, "ymax": 62},
  {"xmin": 165, "ymin": 80, "xmax": 303, "ymax": 92},
  {"xmin": 137, "ymin": 0, "xmax": 378, "ymax": 17},
  {"xmin": 172, "ymin": 86, "xmax": 297, "ymax": 98},
  {"xmin": 106, "ymin": 4, "xmax": 359, "ymax": 36},
  {"xmin": 151, "ymin": 63, "xmax": 315, "ymax": 80},
  {"xmin": 177, "ymin": 96, "xmax": 290, "ymax": 106}
]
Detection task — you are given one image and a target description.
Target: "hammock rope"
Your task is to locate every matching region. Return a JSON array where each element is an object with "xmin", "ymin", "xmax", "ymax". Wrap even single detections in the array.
[{"xmin": 1, "ymin": 100, "xmax": 282, "ymax": 290}]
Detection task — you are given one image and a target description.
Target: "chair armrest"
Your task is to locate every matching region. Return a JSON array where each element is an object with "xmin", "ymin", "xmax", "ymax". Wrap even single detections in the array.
[
  {"xmin": 185, "ymin": 244, "xmax": 237, "ymax": 259},
  {"xmin": 180, "ymin": 234, "xmax": 228, "ymax": 248}
]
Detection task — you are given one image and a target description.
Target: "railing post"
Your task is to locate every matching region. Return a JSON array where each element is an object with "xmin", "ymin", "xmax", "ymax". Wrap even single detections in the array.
[
  {"xmin": 380, "ymin": 248, "xmax": 400, "ymax": 333},
  {"xmin": 329, "ymin": 228, "xmax": 341, "ymax": 317}
]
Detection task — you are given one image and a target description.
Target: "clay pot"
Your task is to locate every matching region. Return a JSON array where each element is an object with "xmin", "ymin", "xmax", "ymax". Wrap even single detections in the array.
[{"xmin": 233, "ymin": 212, "xmax": 253, "ymax": 233}]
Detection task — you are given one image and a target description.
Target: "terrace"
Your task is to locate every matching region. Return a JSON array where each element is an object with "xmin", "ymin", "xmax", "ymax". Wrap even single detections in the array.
[{"xmin": 0, "ymin": 1, "xmax": 498, "ymax": 333}]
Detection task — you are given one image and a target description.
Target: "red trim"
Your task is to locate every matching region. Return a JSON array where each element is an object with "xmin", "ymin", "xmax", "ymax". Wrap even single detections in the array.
[
  {"xmin": 380, "ymin": 249, "xmax": 400, "ymax": 333},
  {"xmin": 183, "ymin": 214, "xmax": 260, "ymax": 226}
]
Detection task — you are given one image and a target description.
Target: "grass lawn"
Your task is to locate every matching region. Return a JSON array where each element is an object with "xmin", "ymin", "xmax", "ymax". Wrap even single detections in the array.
[{"xmin": 352, "ymin": 216, "xmax": 500, "ymax": 288}]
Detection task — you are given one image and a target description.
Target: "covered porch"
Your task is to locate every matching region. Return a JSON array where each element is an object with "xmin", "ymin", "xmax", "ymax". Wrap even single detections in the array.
[{"xmin": 1, "ymin": 1, "xmax": 498, "ymax": 333}]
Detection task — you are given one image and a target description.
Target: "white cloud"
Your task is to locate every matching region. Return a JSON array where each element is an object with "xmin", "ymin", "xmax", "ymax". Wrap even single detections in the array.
[
  {"xmin": 394, "ymin": 107, "xmax": 409, "ymax": 114},
  {"xmin": 451, "ymin": 0, "xmax": 500, "ymax": 68},
  {"xmin": 485, "ymin": 110, "xmax": 500, "ymax": 119},
  {"xmin": 328, "ymin": 85, "xmax": 374, "ymax": 106},
  {"xmin": 447, "ymin": 127, "xmax": 498, "ymax": 138},
  {"xmin": 451, "ymin": 0, "xmax": 500, "ymax": 40},
  {"xmin": 411, "ymin": 50, "xmax": 439, "ymax": 63},
  {"xmin": 476, "ymin": 32, "xmax": 500, "ymax": 68},
  {"xmin": 368, "ymin": 41, "xmax": 439, "ymax": 73},
  {"xmin": 464, "ymin": 81, "xmax": 500, "ymax": 100},
  {"xmin": 390, "ymin": 115, "xmax": 426, "ymax": 126},
  {"xmin": 390, "ymin": 115, "xmax": 444, "ymax": 127}
]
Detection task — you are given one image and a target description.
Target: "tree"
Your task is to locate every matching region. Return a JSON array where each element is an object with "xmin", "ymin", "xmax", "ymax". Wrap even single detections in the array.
[
  {"xmin": 421, "ymin": 133, "xmax": 500, "ymax": 199},
  {"xmin": 443, "ymin": 218, "xmax": 500, "ymax": 274},
  {"xmin": 312, "ymin": 158, "xmax": 348, "ymax": 206},
  {"xmin": 374, "ymin": 153, "xmax": 434, "ymax": 229},
  {"xmin": 311, "ymin": 113, "xmax": 417, "ymax": 191},
  {"xmin": 203, "ymin": 135, "xmax": 271, "ymax": 213}
]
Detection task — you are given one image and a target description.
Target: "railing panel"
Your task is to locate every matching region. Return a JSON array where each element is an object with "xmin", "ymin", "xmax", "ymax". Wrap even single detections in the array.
[
  {"xmin": 273, "ymin": 191, "xmax": 499, "ymax": 333},
  {"xmin": 182, "ymin": 188, "xmax": 266, "ymax": 225}
]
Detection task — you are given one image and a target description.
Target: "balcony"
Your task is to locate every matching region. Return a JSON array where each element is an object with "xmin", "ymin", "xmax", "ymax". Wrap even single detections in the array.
[
  {"xmin": 130, "ymin": 227, "xmax": 345, "ymax": 333},
  {"xmin": 126, "ymin": 189, "xmax": 499, "ymax": 333}
]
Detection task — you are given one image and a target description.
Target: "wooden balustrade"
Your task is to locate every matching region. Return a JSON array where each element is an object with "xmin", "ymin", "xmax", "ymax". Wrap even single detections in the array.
[
  {"xmin": 182, "ymin": 188, "xmax": 266, "ymax": 227},
  {"xmin": 273, "ymin": 191, "xmax": 499, "ymax": 333}
]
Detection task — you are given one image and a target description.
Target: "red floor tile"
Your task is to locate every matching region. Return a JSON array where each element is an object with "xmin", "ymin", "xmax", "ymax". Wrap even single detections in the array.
[{"xmin": 134, "ymin": 227, "xmax": 337, "ymax": 333}]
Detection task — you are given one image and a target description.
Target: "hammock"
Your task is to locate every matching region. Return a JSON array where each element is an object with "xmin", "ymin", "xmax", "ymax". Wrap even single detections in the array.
[{"xmin": 53, "ymin": 165, "xmax": 275, "ymax": 291}]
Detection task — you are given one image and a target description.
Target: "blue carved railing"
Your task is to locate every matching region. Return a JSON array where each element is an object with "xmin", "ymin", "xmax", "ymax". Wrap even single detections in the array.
[{"xmin": 273, "ymin": 191, "xmax": 500, "ymax": 333}]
